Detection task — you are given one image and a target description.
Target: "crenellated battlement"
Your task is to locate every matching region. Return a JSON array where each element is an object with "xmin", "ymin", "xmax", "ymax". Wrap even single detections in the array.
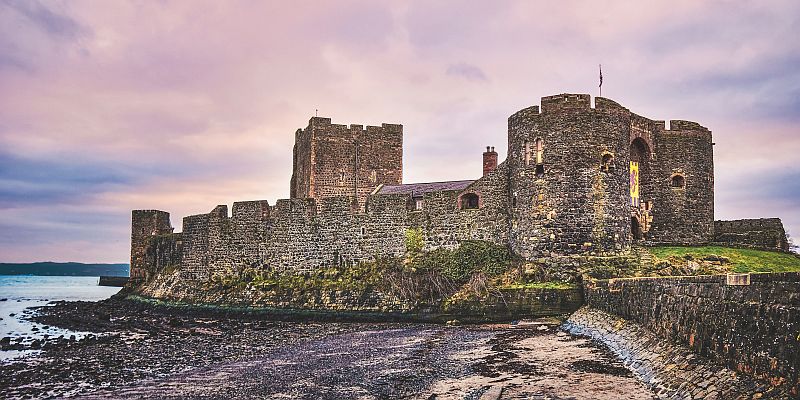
[
  {"xmin": 130, "ymin": 92, "xmax": 734, "ymax": 284},
  {"xmin": 508, "ymin": 105, "xmax": 540, "ymax": 125},
  {"xmin": 300, "ymin": 116, "xmax": 403, "ymax": 138},
  {"xmin": 594, "ymin": 97, "xmax": 629, "ymax": 113},
  {"xmin": 291, "ymin": 116, "xmax": 403, "ymax": 212},
  {"xmin": 666, "ymin": 119, "xmax": 710, "ymax": 132},
  {"xmin": 540, "ymin": 93, "xmax": 591, "ymax": 113}
]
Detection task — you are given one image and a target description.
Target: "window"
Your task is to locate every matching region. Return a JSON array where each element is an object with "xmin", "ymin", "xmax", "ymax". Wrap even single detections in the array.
[
  {"xmin": 671, "ymin": 174, "xmax": 686, "ymax": 189},
  {"xmin": 360, "ymin": 226, "xmax": 366, "ymax": 235},
  {"xmin": 414, "ymin": 198, "xmax": 423, "ymax": 210},
  {"xmin": 601, "ymin": 152, "xmax": 615, "ymax": 173},
  {"xmin": 535, "ymin": 164, "xmax": 544, "ymax": 178},
  {"xmin": 524, "ymin": 140, "xmax": 531, "ymax": 166},
  {"xmin": 512, "ymin": 191, "xmax": 517, "ymax": 207},
  {"xmin": 461, "ymin": 193, "xmax": 479, "ymax": 210},
  {"xmin": 535, "ymin": 138, "xmax": 543, "ymax": 165}
]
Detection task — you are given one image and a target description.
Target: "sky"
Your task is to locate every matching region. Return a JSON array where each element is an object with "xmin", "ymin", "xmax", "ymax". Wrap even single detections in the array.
[{"xmin": 1, "ymin": 0, "xmax": 799, "ymax": 263}]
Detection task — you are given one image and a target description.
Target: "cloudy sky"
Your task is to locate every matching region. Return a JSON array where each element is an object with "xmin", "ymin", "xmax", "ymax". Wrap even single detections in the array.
[{"xmin": 1, "ymin": 0, "xmax": 798, "ymax": 262}]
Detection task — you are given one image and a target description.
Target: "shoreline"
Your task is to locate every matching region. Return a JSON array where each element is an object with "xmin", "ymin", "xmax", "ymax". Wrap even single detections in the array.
[
  {"xmin": 119, "ymin": 291, "xmax": 574, "ymax": 325},
  {"xmin": 0, "ymin": 296, "xmax": 655, "ymax": 399}
]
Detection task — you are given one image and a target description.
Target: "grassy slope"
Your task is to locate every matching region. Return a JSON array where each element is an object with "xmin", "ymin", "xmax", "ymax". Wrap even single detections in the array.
[{"xmin": 648, "ymin": 246, "xmax": 800, "ymax": 273}]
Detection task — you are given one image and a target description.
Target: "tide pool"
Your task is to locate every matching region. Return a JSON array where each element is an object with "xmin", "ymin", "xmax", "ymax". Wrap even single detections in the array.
[{"xmin": 0, "ymin": 275, "xmax": 121, "ymax": 361}]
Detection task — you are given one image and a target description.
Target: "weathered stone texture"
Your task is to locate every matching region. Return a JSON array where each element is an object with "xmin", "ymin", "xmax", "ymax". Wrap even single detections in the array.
[
  {"xmin": 133, "ymin": 94, "xmax": 732, "ymax": 283},
  {"xmin": 179, "ymin": 213, "xmax": 210, "ymax": 280},
  {"xmin": 129, "ymin": 210, "xmax": 174, "ymax": 283},
  {"xmin": 565, "ymin": 307, "xmax": 783, "ymax": 399},
  {"xmin": 713, "ymin": 218, "xmax": 789, "ymax": 251},
  {"xmin": 648, "ymin": 122, "xmax": 715, "ymax": 244},
  {"xmin": 507, "ymin": 95, "xmax": 631, "ymax": 257},
  {"xmin": 447, "ymin": 287, "xmax": 583, "ymax": 319},
  {"xmin": 144, "ymin": 233, "xmax": 182, "ymax": 277},
  {"xmin": 583, "ymin": 273, "xmax": 800, "ymax": 396},
  {"xmin": 290, "ymin": 117, "xmax": 403, "ymax": 211}
]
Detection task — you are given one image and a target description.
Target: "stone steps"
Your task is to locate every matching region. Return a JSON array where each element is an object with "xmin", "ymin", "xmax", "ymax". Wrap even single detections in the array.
[{"xmin": 632, "ymin": 246, "xmax": 654, "ymax": 271}]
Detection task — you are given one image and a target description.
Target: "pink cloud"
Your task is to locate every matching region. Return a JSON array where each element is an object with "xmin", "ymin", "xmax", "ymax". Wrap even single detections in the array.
[{"xmin": 1, "ymin": 0, "xmax": 799, "ymax": 262}]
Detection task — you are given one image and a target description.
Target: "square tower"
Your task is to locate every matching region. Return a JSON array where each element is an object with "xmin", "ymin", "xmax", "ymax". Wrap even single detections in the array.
[
  {"xmin": 130, "ymin": 210, "xmax": 173, "ymax": 284},
  {"xmin": 290, "ymin": 116, "xmax": 403, "ymax": 211}
]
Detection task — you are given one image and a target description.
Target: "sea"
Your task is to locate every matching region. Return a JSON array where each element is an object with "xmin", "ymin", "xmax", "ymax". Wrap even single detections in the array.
[{"xmin": 0, "ymin": 275, "xmax": 121, "ymax": 362}]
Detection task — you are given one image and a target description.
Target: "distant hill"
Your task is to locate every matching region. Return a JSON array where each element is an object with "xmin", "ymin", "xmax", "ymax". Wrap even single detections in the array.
[{"xmin": 0, "ymin": 262, "xmax": 129, "ymax": 277}]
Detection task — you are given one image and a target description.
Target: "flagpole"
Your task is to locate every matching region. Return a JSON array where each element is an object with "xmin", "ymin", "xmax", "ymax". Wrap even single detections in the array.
[{"xmin": 599, "ymin": 64, "xmax": 603, "ymax": 98}]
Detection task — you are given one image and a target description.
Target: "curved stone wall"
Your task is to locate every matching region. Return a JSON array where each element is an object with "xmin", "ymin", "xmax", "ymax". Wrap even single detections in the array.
[
  {"xmin": 582, "ymin": 273, "xmax": 799, "ymax": 396},
  {"xmin": 507, "ymin": 95, "xmax": 631, "ymax": 258},
  {"xmin": 565, "ymin": 308, "xmax": 785, "ymax": 399}
]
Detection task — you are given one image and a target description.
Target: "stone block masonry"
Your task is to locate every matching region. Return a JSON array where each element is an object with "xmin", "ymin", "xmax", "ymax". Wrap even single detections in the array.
[
  {"xmin": 290, "ymin": 117, "xmax": 403, "ymax": 212},
  {"xmin": 714, "ymin": 218, "xmax": 789, "ymax": 251},
  {"xmin": 131, "ymin": 94, "xmax": 793, "ymax": 311},
  {"xmin": 130, "ymin": 210, "xmax": 174, "ymax": 283},
  {"xmin": 565, "ymin": 308, "xmax": 780, "ymax": 399},
  {"xmin": 582, "ymin": 273, "xmax": 799, "ymax": 396}
]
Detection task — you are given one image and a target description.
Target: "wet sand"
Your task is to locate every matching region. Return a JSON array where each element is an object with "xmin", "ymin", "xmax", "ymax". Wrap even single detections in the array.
[{"xmin": 1, "ymin": 298, "xmax": 656, "ymax": 399}]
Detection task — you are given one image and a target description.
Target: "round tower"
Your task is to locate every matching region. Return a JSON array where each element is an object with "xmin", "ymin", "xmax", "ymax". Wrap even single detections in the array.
[{"xmin": 507, "ymin": 94, "xmax": 631, "ymax": 259}]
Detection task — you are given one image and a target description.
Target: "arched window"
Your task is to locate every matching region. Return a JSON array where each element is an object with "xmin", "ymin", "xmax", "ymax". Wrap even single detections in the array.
[
  {"xmin": 535, "ymin": 138, "xmax": 544, "ymax": 164},
  {"xmin": 630, "ymin": 138, "xmax": 651, "ymax": 208},
  {"xmin": 360, "ymin": 226, "xmax": 366, "ymax": 235},
  {"xmin": 460, "ymin": 193, "xmax": 479, "ymax": 210},
  {"xmin": 671, "ymin": 174, "xmax": 686, "ymax": 189},
  {"xmin": 524, "ymin": 140, "xmax": 531, "ymax": 166},
  {"xmin": 534, "ymin": 138, "xmax": 544, "ymax": 177},
  {"xmin": 601, "ymin": 152, "xmax": 615, "ymax": 173}
]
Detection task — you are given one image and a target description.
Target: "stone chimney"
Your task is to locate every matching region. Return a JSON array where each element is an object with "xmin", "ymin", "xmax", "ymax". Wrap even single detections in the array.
[{"xmin": 482, "ymin": 146, "xmax": 498, "ymax": 176}]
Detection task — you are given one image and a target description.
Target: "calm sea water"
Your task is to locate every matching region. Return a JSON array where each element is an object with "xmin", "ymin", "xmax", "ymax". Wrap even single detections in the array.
[{"xmin": 0, "ymin": 275, "xmax": 121, "ymax": 362}]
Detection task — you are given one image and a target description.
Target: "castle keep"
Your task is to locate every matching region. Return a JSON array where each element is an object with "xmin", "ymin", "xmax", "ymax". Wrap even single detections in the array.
[{"xmin": 129, "ymin": 93, "xmax": 786, "ymax": 283}]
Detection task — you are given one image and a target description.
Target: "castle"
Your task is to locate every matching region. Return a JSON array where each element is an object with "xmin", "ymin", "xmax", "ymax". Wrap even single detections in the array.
[{"xmin": 129, "ymin": 93, "xmax": 788, "ymax": 283}]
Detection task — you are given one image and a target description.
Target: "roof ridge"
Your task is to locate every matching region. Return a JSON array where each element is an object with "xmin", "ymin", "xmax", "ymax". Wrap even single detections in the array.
[{"xmin": 383, "ymin": 179, "xmax": 474, "ymax": 187}]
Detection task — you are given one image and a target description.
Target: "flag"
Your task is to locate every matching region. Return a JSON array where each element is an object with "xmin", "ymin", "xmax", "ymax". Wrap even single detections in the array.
[{"xmin": 599, "ymin": 64, "xmax": 603, "ymax": 88}]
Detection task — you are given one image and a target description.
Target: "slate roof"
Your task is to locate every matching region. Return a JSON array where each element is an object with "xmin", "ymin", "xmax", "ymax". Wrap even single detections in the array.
[{"xmin": 377, "ymin": 180, "xmax": 474, "ymax": 197}]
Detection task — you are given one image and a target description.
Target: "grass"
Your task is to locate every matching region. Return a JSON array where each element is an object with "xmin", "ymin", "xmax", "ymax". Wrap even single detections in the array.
[{"xmin": 648, "ymin": 246, "xmax": 800, "ymax": 273}]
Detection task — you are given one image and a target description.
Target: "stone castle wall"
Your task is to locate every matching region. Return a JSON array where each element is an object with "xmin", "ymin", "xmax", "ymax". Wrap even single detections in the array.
[
  {"xmin": 158, "ymin": 168, "xmax": 511, "ymax": 280},
  {"xmin": 290, "ymin": 117, "xmax": 402, "ymax": 211},
  {"xmin": 648, "ymin": 121, "xmax": 715, "ymax": 244},
  {"xmin": 130, "ymin": 210, "xmax": 173, "ymax": 282},
  {"xmin": 565, "ymin": 307, "xmax": 785, "ymax": 398},
  {"xmin": 504, "ymin": 94, "xmax": 714, "ymax": 258},
  {"xmin": 408, "ymin": 162, "xmax": 510, "ymax": 249},
  {"xmin": 132, "ymin": 93, "xmax": 725, "ymax": 281},
  {"xmin": 713, "ymin": 218, "xmax": 789, "ymax": 251},
  {"xmin": 583, "ymin": 273, "xmax": 800, "ymax": 395}
]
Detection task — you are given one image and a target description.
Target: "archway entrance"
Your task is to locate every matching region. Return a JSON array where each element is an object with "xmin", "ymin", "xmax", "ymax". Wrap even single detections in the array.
[
  {"xmin": 631, "ymin": 216, "xmax": 643, "ymax": 241},
  {"xmin": 630, "ymin": 138, "xmax": 651, "ymax": 241}
]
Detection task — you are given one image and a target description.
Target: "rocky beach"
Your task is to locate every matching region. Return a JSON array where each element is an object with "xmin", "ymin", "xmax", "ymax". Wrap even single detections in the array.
[{"xmin": 0, "ymin": 295, "xmax": 656, "ymax": 399}]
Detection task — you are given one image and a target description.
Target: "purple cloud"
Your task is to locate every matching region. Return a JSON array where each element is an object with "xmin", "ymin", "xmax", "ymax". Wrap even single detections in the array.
[{"xmin": 446, "ymin": 63, "xmax": 488, "ymax": 81}]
